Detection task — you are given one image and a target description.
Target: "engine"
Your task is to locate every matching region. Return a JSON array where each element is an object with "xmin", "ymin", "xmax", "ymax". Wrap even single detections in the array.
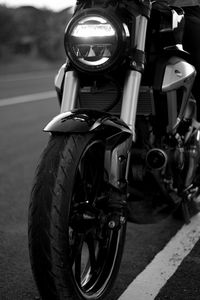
[{"xmin": 129, "ymin": 117, "xmax": 200, "ymax": 206}]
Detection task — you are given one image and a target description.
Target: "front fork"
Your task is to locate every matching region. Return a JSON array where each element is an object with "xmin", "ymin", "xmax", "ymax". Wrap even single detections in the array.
[
  {"xmin": 60, "ymin": 70, "xmax": 80, "ymax": 113},
  {"xmin": 121, "ymin": 15, "xmax": 148, "ymax": 140}
]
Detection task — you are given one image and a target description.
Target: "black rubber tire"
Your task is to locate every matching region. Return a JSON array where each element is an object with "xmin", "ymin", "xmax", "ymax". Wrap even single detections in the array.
[{"xmin": 28, "ymin": 134, "xmax": 126, "ymax": 300}]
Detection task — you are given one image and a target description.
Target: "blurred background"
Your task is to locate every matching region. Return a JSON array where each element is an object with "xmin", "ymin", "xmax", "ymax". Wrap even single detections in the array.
[{"xmin": 0, "ymin": 0, "xmax": 75, "ymax": 75}]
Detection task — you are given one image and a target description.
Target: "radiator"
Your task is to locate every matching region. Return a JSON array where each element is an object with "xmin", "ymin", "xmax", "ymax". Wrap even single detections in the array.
[{"xmin": 78, "ymin": 86, "xmax": 155, "ymax": 116}]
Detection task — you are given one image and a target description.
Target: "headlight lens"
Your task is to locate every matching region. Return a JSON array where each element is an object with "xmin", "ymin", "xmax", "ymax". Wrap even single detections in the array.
[{"xmin": 65, "ymin": 9, "xmax": 128, "ymax": 72}]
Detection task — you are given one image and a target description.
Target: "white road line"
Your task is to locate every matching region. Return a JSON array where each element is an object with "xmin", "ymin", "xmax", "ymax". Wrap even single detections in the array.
[
  {"xmin": 119, "ymin": 213, "xmax": 200, "ymax": 300},
  {"xmin": 0, "ymin": 90, "xmax": 56, "ymax": 107}
]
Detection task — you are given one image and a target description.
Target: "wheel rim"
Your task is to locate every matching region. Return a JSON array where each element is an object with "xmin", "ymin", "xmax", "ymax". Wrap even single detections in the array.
[{"xmin": 68, "ymin": 139, "xmax": 123, "ymax": 298}]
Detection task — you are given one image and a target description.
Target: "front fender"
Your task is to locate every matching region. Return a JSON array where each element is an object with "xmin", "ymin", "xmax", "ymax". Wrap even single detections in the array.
[
  {"xmin": 44, "ymin": 109, "xmax": 133, "ymax": 190},
  {"xmin": 44, "ymin": 108, "xmax": 131, "ymax": 136}
]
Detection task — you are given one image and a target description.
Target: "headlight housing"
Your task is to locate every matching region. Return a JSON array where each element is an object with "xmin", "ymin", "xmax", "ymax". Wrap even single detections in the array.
[{"xmin": 64, "ymin": 8, "xmax": 129, "ymax": 73}]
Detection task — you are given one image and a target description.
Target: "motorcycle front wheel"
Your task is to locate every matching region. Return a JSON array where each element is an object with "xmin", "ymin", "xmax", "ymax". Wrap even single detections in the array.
[{"xmin": 28, "ymin": 133, "xmax": 126, "ymax": 300}]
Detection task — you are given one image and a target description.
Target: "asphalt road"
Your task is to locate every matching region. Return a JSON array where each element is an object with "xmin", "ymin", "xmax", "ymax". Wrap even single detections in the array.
[{"xmin": 0, "ymin": 71, "xmax": 200, "ymax": 300}]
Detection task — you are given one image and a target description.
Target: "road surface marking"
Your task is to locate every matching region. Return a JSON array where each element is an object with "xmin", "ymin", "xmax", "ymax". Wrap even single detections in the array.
[
  {"xmin": 119, "ymin": 213, "xmax": 200, "ymax": 300},
  {"xmin": 0, "ymin": 91, "xmax": 56, "ymax": 107}
]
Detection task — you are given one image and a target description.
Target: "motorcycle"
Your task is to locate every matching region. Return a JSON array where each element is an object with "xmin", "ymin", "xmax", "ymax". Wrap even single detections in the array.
[{"xmin": 28, "ymin": 0, "xmax": 200, "ymax": 299}]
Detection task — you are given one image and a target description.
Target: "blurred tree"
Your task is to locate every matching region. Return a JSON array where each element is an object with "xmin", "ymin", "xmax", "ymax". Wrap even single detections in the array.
[
  {"xmin": 0, "ymin": 5, "xmax": 72, "ymax": 61},
  {"xmin": 0, "ymin": 5, "xmax": 16, "ymax": 58}
]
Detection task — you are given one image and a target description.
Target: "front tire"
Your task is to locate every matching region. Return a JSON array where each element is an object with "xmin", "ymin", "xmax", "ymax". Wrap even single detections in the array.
[{"xmin": 28, "ymin": 133, "xmax": 126, "ymax": 300}]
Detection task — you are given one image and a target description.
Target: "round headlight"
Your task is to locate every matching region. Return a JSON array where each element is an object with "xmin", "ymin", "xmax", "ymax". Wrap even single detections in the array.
[{"xmin": 64, "ymin": 8, "xmax": 128, "ymax": 72}]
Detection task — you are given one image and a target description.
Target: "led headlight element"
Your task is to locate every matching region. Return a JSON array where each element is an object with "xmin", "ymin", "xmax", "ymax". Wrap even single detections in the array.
[
  {"xmin": 71, "ymin": 16, "xmax": 117, "ymax": 66},
  {"xmin": 65, "ymin": 9, "xmax": 128, "ymax": 72},
  {"xmin": 71, "ymin": 17, "xmax": 116, "ymax": 37}
]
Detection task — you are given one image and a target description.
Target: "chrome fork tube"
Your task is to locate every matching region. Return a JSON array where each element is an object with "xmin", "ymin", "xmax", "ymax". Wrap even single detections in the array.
[
  {"xmin": 60, "ymin": 71, "xmax": 79, "ymax": 113},
  {"xmin": 120, "ymin": 15, "xmax": 148, "ymax": 140},
  {"xmin": 120, "ymin": 71, "xmax": 142, "ymax": 139}
]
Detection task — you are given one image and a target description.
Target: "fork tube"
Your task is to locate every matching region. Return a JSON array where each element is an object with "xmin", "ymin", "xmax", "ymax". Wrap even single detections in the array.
[
  {"xmin": 121, "ymin": 71, "xmax": 142, "ymax": 139},
  {"xmin": 60, "ymin": 71, "xmax": 79, "ymax": 113},
  {"xmin": 136, "ymin": 14, "xmax": 148, "ymax": 51},
  {"xmin": 120, "ymin": 15, "xmax": 148, "ymax": 140}
]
